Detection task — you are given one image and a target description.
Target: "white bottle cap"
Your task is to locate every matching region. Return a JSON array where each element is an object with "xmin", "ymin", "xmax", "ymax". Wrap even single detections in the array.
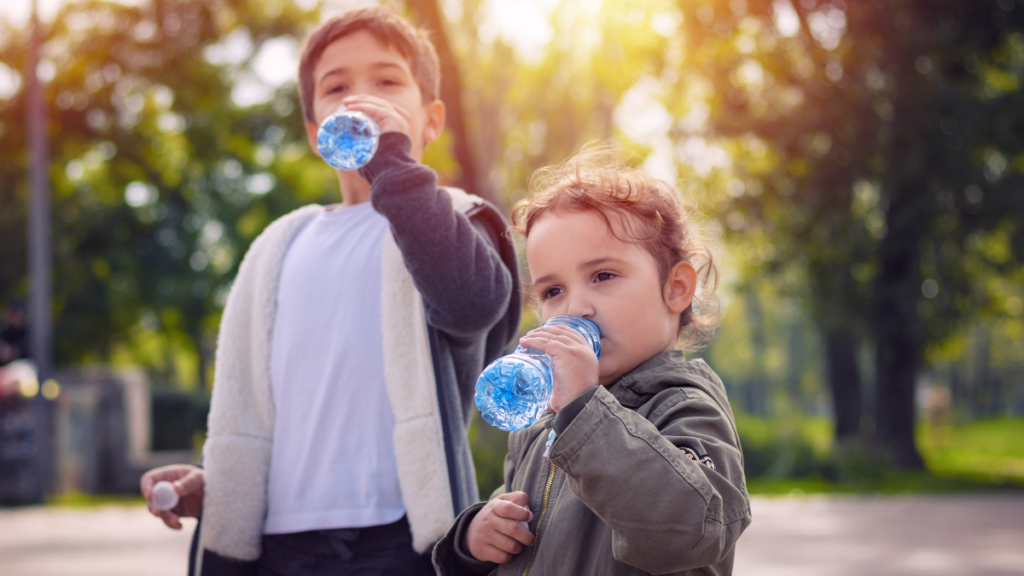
[{"xmin": 152, "ymin": 481, "xmax": 180, "ymax": 511}]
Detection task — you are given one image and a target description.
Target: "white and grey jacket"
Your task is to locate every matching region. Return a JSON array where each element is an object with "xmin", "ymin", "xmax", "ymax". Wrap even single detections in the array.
[{"xmin": 192, "ymin": 133, "xmax": 520, "ymax": 575}]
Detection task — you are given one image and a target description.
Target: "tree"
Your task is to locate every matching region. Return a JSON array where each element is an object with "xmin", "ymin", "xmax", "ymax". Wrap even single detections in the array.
[
  {"xmin": 671, "ymin": 0, "xmax": 1024, "ymax": 466},
  {"xmin": 0, "ymin": 0, "xmax": 322, "ymax": 386}
]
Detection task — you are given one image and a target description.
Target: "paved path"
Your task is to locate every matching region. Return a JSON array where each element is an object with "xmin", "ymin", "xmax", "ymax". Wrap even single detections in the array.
[
  {"xmin": 734, "ymin": 494, "xmax": 1024, "ymax": 576},
  {"xmin": 1, "ymin": 495, "xmax": 1023, "ymax": 575}
]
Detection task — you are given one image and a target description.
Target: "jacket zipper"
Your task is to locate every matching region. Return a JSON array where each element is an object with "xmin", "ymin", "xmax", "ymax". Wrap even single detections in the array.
[{"xmin": 521, "ymin": 460, "xmax": 556, "ymax": 576}]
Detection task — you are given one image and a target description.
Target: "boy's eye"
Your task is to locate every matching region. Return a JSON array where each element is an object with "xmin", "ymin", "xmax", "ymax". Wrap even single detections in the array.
[
  {"xmin": 326, "ymin": 84, "xmax": 348, "ymax": 95},
  {"xmin": 594, "ymin": 271, "xmax": 616, "ymax": 283}
]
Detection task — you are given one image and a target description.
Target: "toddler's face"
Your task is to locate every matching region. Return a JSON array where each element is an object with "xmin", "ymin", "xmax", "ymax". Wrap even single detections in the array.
[{"xmin": 526, "ymin": 209, "xmax": 689, "ymax": 386}]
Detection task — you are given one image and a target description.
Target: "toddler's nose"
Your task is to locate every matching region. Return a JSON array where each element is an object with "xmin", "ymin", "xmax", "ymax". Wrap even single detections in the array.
[{"xmin": 565, "ymin": 298, "xmax": 595, "ymax": 320}]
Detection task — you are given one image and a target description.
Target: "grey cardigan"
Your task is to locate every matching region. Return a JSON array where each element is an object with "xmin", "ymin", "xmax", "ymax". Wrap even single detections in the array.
[{"xmin": 194, "ymin": 133, "xmax": 520, "ymax": 575}]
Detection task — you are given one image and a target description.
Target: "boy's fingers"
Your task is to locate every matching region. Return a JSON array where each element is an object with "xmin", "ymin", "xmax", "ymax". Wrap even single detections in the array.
[
  {"xmin": 175, "ymin": 469, "xmax": 204, "ymax": 496},
  {"xmin": 158, "ymin": 510, "xmax": 182, "ymax": 530},
  {"xmin": 342, "ymin": 95, "xmax": 412, "ymax": 118}
]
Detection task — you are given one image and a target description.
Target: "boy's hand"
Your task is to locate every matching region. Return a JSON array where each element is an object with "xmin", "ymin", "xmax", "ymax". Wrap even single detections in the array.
[
  {"xmin": 340, "ymin": 95, "xmax": 413, "ymax": 139},
  {"xmin": 518, "ymin": 324, "xmax": 600, "ymax": 413},
  {"xmin": 140, "ymin": 464, "xmax": 204, "ymax": 530},
  {"xmin": 465, "ymin": 492, "xmax": 535, "ymax": 564}
]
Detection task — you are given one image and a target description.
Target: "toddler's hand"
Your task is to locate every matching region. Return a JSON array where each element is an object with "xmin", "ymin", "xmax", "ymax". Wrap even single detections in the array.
[
  {"xmin": 140, "ymin": 464, "xmax": 204, "ymax": 530},
  {"xmin": 465, "ymin": 492, "xmax": 535, "ymax": 564},
  {"xmin": 339, "ymin": 95, "xmax": 412, "ymax": 138},
  {"xmin": 519, "ymin": 324, "xmax": 600, "ymax": 413}
]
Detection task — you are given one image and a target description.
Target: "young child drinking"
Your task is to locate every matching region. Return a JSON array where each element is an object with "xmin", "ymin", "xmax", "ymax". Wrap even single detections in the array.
[{"xmin": 433, "ymin": 144, "xmax": 751, "ymax": 575}]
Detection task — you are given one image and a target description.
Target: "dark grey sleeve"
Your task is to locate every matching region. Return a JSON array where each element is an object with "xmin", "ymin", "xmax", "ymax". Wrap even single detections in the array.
[{"xmin": 359, "ymin": 133, "xmax": 514, "ymax": 338}]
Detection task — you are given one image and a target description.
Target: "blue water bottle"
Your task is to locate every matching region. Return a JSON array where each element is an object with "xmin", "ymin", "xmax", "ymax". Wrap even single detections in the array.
[
  {"xmin": 316, "ymin": 105, "xmax": 381, "ymax": 170},
  {"xmin": 475, "ymin": 315, "xmax": 600, "ymax": 432}
]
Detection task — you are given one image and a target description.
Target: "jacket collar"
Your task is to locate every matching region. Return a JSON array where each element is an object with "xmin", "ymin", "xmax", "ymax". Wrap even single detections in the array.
[{"xmin": 607, "ymin": 351, "xmax": 731, "ymax": 414}]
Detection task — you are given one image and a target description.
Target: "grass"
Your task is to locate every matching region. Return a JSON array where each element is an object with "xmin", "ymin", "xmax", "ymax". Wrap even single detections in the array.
[
  {"xmin": 739, "ymin": 415, "xmax": 1024, "ymax": 495},
  {"xmin": 46, "ymin": 491, "xmax": 146, "ymax": 508}
]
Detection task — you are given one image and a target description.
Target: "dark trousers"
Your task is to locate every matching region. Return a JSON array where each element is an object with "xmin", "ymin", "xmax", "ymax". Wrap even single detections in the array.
[{"xmin": 256, "ymin": 516, "xmax": 435, "ymax": 576}]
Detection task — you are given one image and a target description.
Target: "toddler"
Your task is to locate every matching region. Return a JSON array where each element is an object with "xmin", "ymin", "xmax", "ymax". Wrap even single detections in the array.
[{"xmin": 433, "ymin": 144, "xmax": 751, "ymax": 576}]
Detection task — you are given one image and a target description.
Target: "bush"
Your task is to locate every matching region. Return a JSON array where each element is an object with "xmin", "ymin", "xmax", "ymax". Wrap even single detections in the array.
[{"xmin": 151, "ymin": 389, "xmax": 209, "ymax": 452}]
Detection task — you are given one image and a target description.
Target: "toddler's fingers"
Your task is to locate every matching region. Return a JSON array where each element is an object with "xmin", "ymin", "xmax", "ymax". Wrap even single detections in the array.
[
  {"xmin": 486, "ymin": 530, "xmax": 526, "ymax": 556},
  {"xmin": 520, "ymin": 326, "xmax": 586, "ymax": 349},
  {"xmin": 496, "ymin": 491, "xmax": 530, "ymax": 510},
  {"xmin": 479, "ymin": 544, "xmax": 515, "ymax": 564},
  {"xmin": 492, "ymin": 498, "xmax": 532, "ymax": 523},
  {"xmin": 501, "ymin": 518, "xmax": 535, "ymax": 546}
]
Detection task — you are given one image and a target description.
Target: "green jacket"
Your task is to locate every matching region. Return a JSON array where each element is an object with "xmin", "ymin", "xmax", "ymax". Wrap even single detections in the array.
[{"xmin": 433, "ymin": 351, "xmax": 751, "ymax": 576}]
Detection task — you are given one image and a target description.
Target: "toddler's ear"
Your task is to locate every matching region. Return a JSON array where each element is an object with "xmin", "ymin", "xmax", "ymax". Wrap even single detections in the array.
[{"xmin": 664, "ymin": 261, "xmax": 697, "ymax": 314}]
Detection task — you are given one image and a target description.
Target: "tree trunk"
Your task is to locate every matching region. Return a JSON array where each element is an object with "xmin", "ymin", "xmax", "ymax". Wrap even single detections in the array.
[
  {"xmin": 873, "ymin": 331, "xmax": 923, "ymax": 468},
  {"xmin": 824, "ymin": 329, "xmax": 862, "ymax": 441},
  {"xmin": 405, "ymin": 0, "xmax": 494, "ymax": 205},
  {"xmin": 747, "ymin": 290, "xmax": 769, "ymax": 416},
  {"xmin": 872, "ymin": 183, "xmax": 925, "ymax": 469}
]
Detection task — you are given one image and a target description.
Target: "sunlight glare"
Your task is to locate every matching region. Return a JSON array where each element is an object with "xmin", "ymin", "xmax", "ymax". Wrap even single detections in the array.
[
  {"xmin": 772, "ymin": 0, "xmax": 800, "ymax": 37},
  {"xmin": 0, "ymin": 62, "xmax": 21, "ymax": 101},
  {"xmin": 254, "ymin": 37, "xmax": 299, "ymax": 87},
  {"xmin": 479, "ymin": 0, "xmax": 554, "ymax": 64}
]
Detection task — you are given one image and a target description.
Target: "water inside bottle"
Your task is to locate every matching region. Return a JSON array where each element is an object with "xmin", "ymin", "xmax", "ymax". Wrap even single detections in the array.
[
  {"xmin": 317, "ymin": 108, "xmax": 380, "ymax": 170},
  {"xmin": 475, "ymin": 315, "xmax": 600, "ymax": 432}
]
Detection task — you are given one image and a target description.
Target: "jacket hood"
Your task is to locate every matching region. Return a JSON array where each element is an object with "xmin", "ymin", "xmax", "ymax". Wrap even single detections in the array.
[{"xmin": 608, "ymin": 350, "xmax": 734, "ymax": 418}]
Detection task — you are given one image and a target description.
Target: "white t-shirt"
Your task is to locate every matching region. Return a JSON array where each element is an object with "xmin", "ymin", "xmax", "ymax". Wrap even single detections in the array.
[{"xmin": 263, "ymin": 203, "xmax": 405, "ymax": 535}]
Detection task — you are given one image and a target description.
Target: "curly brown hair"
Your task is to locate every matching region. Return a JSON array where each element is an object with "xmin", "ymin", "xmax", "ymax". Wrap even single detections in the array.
[{"xmin": 511, "ymin": 143, "xmax": 722, "ymax": 351}]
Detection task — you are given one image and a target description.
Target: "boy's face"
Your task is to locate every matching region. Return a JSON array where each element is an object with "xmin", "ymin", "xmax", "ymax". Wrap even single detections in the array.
[
  {"xmin": 526, "ymin": 209, "xmax": 696, "ymax": 386},
  {"xmin": 304, "ymin": 29, "xmax": 444, "ymax": 163}
]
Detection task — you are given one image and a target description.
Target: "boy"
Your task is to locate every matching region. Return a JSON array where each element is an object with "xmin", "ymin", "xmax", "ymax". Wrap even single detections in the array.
[
  {"xmin": 432, "ymin": 145, "xmax": 750, "ymax": 575},
  {"xmin": 141, "ymin": 7, "xmax": 520, "ymax": 575}
]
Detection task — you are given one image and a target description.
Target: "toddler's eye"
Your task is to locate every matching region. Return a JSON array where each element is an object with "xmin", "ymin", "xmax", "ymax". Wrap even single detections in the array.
[
  {"xmin": 594, "ymin": 271, "xmax": 616, "ymax": 282},
  {"xmin": 379, "ymin": 78, "xmax": 400, "ymax": 87},
  {"xmin": 326, "ymin": 84, "xmax": 348, "ymax": 95},
  {"xmin": 539, "ymin": 286, "xmax": 563, "ymax": 301}
]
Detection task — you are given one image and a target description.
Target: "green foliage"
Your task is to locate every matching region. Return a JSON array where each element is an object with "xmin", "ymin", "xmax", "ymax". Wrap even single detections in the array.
[
  {"xmin": 919, "ymin": 418, "xmax": 1024, "ymax": 482},
  {"xmin": 468, "ymin": 413, "xmax": 510, "ymax": 498},
  {"xmin": 739, "ymin": 414, "xmax": 1024, "ymax": 493},
  {"xmin": 46, "ymin": 491, "xmax": 145, "ymax": 507},
  {"xmin": 150, "ymin": 388, "xmax": 209, "ymax": 452},
  {"xmin": 0, "ymin": 0, "xmax": 324, "ymax": 387}
]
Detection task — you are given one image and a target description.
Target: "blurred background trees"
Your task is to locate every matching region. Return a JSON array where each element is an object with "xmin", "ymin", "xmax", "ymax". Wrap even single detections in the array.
[{"xmin": 2, "ymin": 0, "xmax": 1022, "ymax": 491}]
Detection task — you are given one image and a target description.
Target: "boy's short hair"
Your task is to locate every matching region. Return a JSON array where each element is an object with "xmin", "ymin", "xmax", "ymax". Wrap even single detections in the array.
[
  {"xmin": 512, "ymin": 143, "xmax": 721, "ymax": 351},
  {"xmin": 298, "ymin": 6, "xmax": 441, "ymax": 125}
]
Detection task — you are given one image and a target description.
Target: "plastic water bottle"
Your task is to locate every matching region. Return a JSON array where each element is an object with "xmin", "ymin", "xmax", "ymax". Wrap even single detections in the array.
[
  {"xmin": 316, "ymin": 105, "xmax": 381, "ymax": 170},
  {"xmin": 152, "ymin": 480, "xmax": 180, "ymax": 511},
  {"xmin": 475, "ymin": 315, "xmax": 600, "ymax": 432}
]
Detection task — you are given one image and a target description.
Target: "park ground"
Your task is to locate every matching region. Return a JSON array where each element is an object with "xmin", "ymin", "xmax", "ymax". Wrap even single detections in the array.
[{"xmin": 1, "ymin": 494, "xmax": 1023, "ymax": 575}]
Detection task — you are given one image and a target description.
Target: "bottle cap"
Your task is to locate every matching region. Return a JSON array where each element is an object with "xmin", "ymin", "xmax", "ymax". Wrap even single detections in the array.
[{"xmin": 152, "ymin": 481, "xmax": 180, "ymax": 511}]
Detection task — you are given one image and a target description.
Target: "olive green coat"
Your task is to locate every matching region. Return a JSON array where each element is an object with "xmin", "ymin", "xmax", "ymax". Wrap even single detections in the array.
[{"xmin": 433, "ymin": 351, "xmax": 751, "ymax": 576}]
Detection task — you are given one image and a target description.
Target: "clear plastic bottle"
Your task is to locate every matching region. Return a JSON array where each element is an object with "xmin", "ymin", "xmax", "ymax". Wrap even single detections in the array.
[
  {"xmin": 316, "ymin": 105, "xmax": 381, "ymax": 170},
  {"xmin": 475, "ymin": 315, "xmax": 600, "ymax": 432}
]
